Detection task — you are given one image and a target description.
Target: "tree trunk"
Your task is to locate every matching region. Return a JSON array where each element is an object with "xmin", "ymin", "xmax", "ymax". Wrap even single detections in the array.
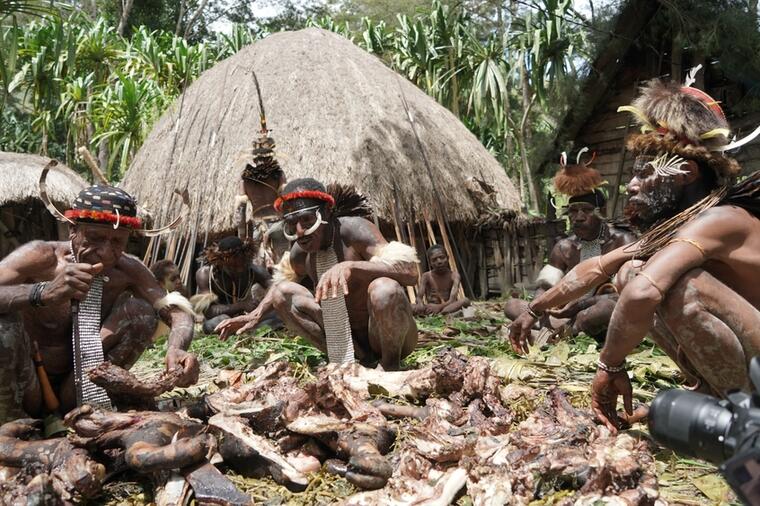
[
  {"xmin": 116, "ymin": 0, "xmax": 134, "ymax": 37},
  {"xmin": 183, "ymin": 0, "xmax": 211, "ymax": 39},
  {"xmin": 175, "ymin": 0, "xmax": 187, "ymax": 37},
  {"xmin": 516, "ymin": 57, "xmax": 538, "ymax": 211},
  {"xmin": 448, "ymin": 49, "xmax": 460, "ymax": 118},
  {"xmin": 670, "ymin": 31, "xmax": 682, "ymax": 82}
]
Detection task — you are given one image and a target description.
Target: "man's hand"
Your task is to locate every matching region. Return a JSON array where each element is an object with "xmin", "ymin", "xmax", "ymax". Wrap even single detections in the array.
[
  {"xmin": 508, "ymin": 311, "xmax": 536, "ymax": 354},
  {"xmin": 591, "ymin": 368, "xmax": 633, "ymax": 433},
  {"xmin": 43, "ymin": 262, "xmax": 104, "ymax": 305},
  {"xmin": 215, "ymin": 307, "xmax": 263, "ymax": 341},
  {"xmin": 547, "ymin": 299, "xmax": 587, "ymax": 319},
  {"xmin": 315, "ymin": 262, "xmax": 352, "ymax": 303},
  {"xmin": 165, "ymin": 348, "xmax": 199, "ymax": 387}
]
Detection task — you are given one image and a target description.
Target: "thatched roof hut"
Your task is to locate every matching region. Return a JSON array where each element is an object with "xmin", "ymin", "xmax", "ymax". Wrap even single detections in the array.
[
  {"xmin": 123, "ymin": 28, "xmax": 521, "ymax": 236},
  {"xmin": 0, "ymin": 152, "xmax": 88, "ymax": 257},
  {"xmin": 0, "ymin": 152, "xmax": 87, "ymax": 207}
]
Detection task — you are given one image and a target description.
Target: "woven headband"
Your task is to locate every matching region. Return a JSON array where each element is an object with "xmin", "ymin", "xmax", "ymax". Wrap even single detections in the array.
[
  {"xmin": 274, "ymin": 190, "xmax": 335, "ymax": 213},
  {"xmin": 64, "ymin": 209, "xmax": 143, "ymax": 230}
]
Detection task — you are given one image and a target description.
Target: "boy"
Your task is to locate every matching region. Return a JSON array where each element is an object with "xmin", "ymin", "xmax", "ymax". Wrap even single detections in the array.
[{"xmin": 413, "ymin": 245, "xmax": 470, "ymax": 316}]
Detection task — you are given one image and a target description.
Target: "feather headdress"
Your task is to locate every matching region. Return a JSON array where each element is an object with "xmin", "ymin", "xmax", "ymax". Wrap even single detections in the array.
[
  {"xmin": 553, "ymin": 148, "xmax": 603, "ymax": 197},
  {"xmin": 617, "ymin": 79, "xmax": 755, "ymax": 181}
]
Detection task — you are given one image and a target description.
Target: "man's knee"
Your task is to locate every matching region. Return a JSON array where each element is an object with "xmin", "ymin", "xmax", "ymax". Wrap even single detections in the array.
[
  {"xmin": 660, "ymin": 269, "xmax": 705, "ymax": 321},
  {"xmin": 367, "ymin": 278, "xmax": 406, "ymax": 309},
  {"xmin": 270, "ymin": 282, "xmax": 300, "ymax": 310},
  {"xmin": 615, "ymin": 260, "xmax": 645, "ymax": 292}
]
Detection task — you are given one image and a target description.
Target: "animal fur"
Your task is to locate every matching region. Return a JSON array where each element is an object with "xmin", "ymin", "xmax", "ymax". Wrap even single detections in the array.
[
  {"xmin": 272, "ymin": 252, "xmax": 299, "ymax": 284},
  {"xmin": 234, "ymin": 195, "xmax": 249, "ymax": 208},
  {"xmin": 626, "ymin": 133, "xmax": 741, "ymax": 180},
  {"xmin": 631, "ymin": 79, "xmax": 729, "ymax": 147},
  {"xmin": 370, "ymin": 241, "xmax": 419, "ymax": 266},
  {"xmin": 535, "ymin": 264, "xmax": 564, "ymax": 289},
  {"xmin": 553, "ymin": 165, "xmax": 603, "ymax": 196},
  {"xmin": 189, "ymin": 292, "xmax": 218, "ymax": 316},
  {"xmin": 154, "ymin": 291, "xmax": 196, "ymax": 316},
  {"xmin": 326, "ymin": 183, "xmax": 373, "ymax": 219}
]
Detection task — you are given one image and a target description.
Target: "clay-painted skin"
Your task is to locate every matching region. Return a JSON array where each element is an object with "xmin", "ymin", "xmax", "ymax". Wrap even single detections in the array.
[{"xmin": 64, "ymin": 405, "xmax": 214, "ymax": 473}]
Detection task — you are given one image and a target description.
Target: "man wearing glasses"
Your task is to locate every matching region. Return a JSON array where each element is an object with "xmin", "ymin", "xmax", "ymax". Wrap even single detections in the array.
[
  {"xmin": 504, "ymin": 151, "xmax": 635, "ymax": 344},
  {"xmin": 216, "ymin": 178, "xmax": 419, "ymax": 371}
]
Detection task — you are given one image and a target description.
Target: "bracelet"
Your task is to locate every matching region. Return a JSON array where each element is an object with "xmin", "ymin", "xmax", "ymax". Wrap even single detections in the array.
[
  {"xmin": 29, "ymin": 282, "xmax": 47, "ymax": 308},
  {"xmin": 597, "ymin": 359, "xmax": 626, "ymax": 374},
  {"xmin": 526, "ymin": 303, "xmax": 544, "ymax": 319}
]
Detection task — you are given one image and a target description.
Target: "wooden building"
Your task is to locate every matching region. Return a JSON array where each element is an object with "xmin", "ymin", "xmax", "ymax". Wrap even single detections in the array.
[{"xmin": 539, "ymin": 0, "xmax": 760, "ymax": 217}]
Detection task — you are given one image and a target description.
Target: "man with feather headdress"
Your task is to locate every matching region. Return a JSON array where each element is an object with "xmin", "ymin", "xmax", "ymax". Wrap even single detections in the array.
[
  {"xmin": 508, "ymin": 78, "xmax": 760, "ymax": 431},
  {"xmin": 504, "ymin": 149, "xmax": 635, "ymax": 342},
  {"xmin": 216, "ymin": 178, "xmax": 419, "ymax": 371}
]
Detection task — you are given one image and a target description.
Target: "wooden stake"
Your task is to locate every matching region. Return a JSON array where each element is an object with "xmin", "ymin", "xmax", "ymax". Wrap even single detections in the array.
[
  {"xmin": 77, "ymin": 146, "xmax": 108, "ymax": 184},
  {"xmin": 143, "ymin": 236, "xmax": 156, "ymax": 265},
  {"xmin": 434, "ymin": 206, "xmax": 466, "ymax": 300},
  {"xmin": 390, "ymin": 201, "xmax": 416, "ymax": 304}
]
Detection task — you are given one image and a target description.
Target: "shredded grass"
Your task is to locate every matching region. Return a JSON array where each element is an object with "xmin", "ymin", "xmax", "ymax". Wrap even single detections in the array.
[{"xmin": 104, "ymin": 302, "xmax": 732, "ymax": 505}]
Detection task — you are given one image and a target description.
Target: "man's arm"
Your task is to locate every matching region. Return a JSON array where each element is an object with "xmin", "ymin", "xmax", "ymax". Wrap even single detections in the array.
[
  {"xmin": 600, "ymin": 210, "xmax": 732, "ymax": 366},
  {"xmin": 508, "ymin": 243, "xmax": 634, "ymax": 353},
  {"xmin": 445, "ymin": 272, "xmax": 461, "ymax": 304},
  {"xmin": 0, "ymin": 241, "xmax": 101, "ymax": 312},
  {"xmin": 0, "ymin": 241, "xmax": 57, "ymax": 312},
  {"xmin": 125, "ymin": 256, "xmax": 197, "ymax": 385},
  {"xmin": 315, "ymin": 218, "xmax": 418, "ymax": 302}
]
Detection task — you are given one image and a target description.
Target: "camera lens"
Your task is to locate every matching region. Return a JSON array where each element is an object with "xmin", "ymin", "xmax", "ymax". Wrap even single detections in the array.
[{"xmin": 649, "ymin": 389, "xmax": 734, "ymax": 464}]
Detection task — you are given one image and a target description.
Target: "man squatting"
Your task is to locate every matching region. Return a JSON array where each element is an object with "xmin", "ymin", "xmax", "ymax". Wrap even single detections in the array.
[
  {"xmin": 504, "ymin": 150, "xmax": 635, "ymax": 342},
  {"xmin": 0, "ymin": 180, "xmax": 198, "ymax": 422},
  {"xmin": 509, "ymin": 79, "xmax": 760, "ymax": 431},
  {"xmin": 217, "ymin": 178, "xmax": 419, "ymax": 371}
]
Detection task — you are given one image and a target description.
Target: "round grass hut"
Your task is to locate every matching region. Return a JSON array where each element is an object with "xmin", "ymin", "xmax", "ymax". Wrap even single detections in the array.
[
  {"xmin": 124, "ymin": 28, "xmax": 537, "ymax": 296},
  {"xmin": 0, "ymin": 152, "xmax": 88, "ymax": 257}
]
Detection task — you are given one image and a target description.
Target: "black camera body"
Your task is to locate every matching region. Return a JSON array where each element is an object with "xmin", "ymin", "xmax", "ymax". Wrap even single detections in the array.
[{"xmin": 649, "ymin": 357, "xmax": 760, "ymax": 505}]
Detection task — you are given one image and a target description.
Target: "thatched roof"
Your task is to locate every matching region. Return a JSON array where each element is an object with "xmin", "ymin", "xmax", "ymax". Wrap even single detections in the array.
[
  {"xmin": 122, "ymin": 28, "xmax": 521, "ymax": 236},
  {"xmin": 0, "ymin": 152, "xmax": 87, "ymax": 207}
]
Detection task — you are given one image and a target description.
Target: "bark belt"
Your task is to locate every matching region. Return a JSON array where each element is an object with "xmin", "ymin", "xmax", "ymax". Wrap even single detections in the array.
[{"xmin": 72, "ymin": 276, "xmax": 112, "ymax": 409}]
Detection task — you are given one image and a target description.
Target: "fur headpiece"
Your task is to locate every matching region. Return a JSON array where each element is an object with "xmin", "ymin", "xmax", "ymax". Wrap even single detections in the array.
[
  {"xmin": 553, "ymin": 148, "xmax": 603, "ymax": 197},
  {"xmin": 618, "ymin": 79, "xmax": 745, "ymax": 181}
]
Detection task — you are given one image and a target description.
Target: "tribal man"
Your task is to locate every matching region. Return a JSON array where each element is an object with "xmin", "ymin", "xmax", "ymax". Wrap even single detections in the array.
[
  {"xmin": 192, "ymin": 236, "xmax": 272, "ymax": 334},
  {"xmin": 504, "ymin": 151, "xmax": 635, "ymax": 342},
  {"xmin": 0, "ymin": 180, "xmax": 198, "ymax": 422},
  {"xmin": 217, "ymin": 178, "xmax": 419, "ymax": 371},
  {"xmin": 508, "ymin": 79, "xmax": 760, "ymax": 431}
]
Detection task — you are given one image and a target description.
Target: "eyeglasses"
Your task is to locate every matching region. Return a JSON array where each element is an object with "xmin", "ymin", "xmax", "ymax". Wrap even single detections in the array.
[{"xmin": 282, "ymin": 205, "xmax": 326, "ymax": 240}]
